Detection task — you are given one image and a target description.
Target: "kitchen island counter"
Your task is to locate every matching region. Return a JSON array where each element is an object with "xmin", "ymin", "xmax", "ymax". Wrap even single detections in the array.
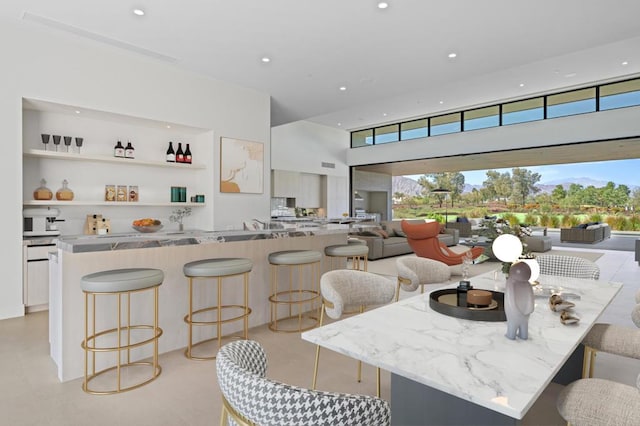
[
  {"xmin": 50, "ymin": 225, "xmax": 349, "ymax": 382},
  {"xmin": 56, "ymin": 225, "xmax": 349, "ymax": 253}
]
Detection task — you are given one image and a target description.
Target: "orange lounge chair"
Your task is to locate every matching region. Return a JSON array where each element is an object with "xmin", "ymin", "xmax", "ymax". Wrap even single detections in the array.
[{"xmin": 401, "ymin": 220, "xmax": 484, "ymax": 266}]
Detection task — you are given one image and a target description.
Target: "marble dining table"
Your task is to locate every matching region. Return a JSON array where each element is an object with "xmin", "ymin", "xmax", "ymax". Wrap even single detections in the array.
[{"xmin": 302, "ymin": 271, "xmax": 622, "ymax": 425}]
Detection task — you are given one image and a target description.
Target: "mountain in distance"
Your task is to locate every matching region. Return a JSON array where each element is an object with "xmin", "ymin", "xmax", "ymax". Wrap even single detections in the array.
[
  {"xmin": 542, "ymin": 177, "xmax": 609, "ymax": 188},
  {"xmin": 392, "ymin": 176, "xmax": 422, "ymax": 197}
]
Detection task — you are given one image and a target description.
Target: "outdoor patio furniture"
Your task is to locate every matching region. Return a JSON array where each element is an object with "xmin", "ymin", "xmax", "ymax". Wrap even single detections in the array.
[
  {"xmin": 524, "ymin": 235, "xmax": 552, "ymax": 252},
  {"xmin": 560, "ymin": 224, "xmax": 611, "ymax": 244}
]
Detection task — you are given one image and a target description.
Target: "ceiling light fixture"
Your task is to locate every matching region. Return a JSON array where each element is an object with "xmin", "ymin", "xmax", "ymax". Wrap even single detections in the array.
[
  {"xmin": 337, "ymin": 123, "xmax": 342, "ymax": 126},
  {"xmin": 377, "ymin": 2, "xmax": 389, "ymax": 9},
  {"xmin": 166, "ymin": 125, "xmax": 171, "ymax": 129},
  {"xmin": 261, "ymin": 57, "xmax": 271, "ymax": 63},
  {"xmin": 439, "ymin": 100, "xmax": 444, "ymax": 104},
  {"xmin": 565, "ymin": 72, "xmax": 577, "ymax": 78},
  {"xmin": 519, "ymin": 83, "xmax": 525, "ymax": 87},
  {"xmin": 448, "ymin": 52, "xmax": 457, "ymax": 59},
  {"xmin": 339, "ymin": 86, "xmax": 347, "ymax": 91},
  {"xmin": 382, "ymin": 113, "xmax": 387, "ymax": 117},
  {"xmin": 622, "ymin": 61, "xmax": 629, "ymax": 66},
  {"xmin": 133, "ymin": 9, "xmax": 145, "ymax": 16},
  {"xmin": 75, "ymin": 110, "xmax": 80, "ymax": 114}
]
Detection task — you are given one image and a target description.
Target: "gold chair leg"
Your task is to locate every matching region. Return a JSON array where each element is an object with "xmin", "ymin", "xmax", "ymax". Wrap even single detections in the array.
[
  {"xmin": 312, "ymin": 304, "xmax": 325, "ymax": 390},
  {"xmin": 220, "ymin": 403, "xmax": 228, "ymax": 426},
  {"xmin": 376, "ymin": 367, "xmax": 381, "ymax": 398},
  {"xmin": 582, "ymin": 346, "xmax": 597, "ymax": 378},
  {"xmin": 396, "ymin": 279, "xmax": 401, "ymax": 302}
]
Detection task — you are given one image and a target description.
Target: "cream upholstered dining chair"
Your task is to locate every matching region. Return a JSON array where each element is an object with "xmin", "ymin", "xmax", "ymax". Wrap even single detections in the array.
[
  {"xmin": 312, "ymin": 269, "xmax": 396, "ymax": 397},
  {"xmin": 556, "ymin": 372, "xmax": 640, "ymax": 426},
  {"xmin": 395, "ymin": 257, "xmax": 451, "ymax": 301},
  {"xmin": 536, "ymin": 254, "xmax": 600, "ymax": 280},
  {"xmin": 581, "ymin": 291, "xmax": 640, "ymax": 378},
  {"xmin": 216, "ymin": 340, "xmax": 390, "ymax": 426}
]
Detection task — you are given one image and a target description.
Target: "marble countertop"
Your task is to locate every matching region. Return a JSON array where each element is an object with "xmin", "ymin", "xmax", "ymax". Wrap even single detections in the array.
[
  {"xmin": 302, "ymin": 272, "xmax": 622, "ymax": 420},
  {"xmin": 57, "ymin": 224, "xmax": 350, "ymax": 253}
]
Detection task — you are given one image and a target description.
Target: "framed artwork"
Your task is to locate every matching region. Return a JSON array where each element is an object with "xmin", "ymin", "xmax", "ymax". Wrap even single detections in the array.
[{"xmin": 220, "ymin": 137, "xmax": 264, "ymax": 194}]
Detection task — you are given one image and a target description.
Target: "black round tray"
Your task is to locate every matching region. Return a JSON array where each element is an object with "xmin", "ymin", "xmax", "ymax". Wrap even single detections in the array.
[{"xmin": 429, "ymin": 289, "xmax": 506, "ymax": 322}]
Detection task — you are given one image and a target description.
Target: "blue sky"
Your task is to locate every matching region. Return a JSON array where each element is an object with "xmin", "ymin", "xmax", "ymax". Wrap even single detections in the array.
[{"xmin": 408, "ymin": 158, "xmax": 640, "ymax": 187}]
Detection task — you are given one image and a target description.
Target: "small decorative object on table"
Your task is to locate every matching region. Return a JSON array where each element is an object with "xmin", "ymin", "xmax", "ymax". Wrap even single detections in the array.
[
  {"xmin": 492, "ymin": 234, "xmax": 539, "ymax": 340},
  {"xmin": 132, "ymin": 218, "xmax": 163, "ymax": 233},
  {"xmin": 170, "ymin": 207, "xmax": 192, "ymax": 231}
]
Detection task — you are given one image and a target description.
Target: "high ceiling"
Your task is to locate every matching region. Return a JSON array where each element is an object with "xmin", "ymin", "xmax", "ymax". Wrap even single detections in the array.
[{"xmin": 3, "ymin": 1, "xmax": 640, "ymax": 130}]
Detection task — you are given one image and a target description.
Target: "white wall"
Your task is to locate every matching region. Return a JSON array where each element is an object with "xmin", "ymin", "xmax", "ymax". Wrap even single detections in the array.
[
  {"xmin": 0, "ymin": 19, "xmax": 270, "ymax": 320},
  {"xmin": 271, "ymin": 121, "xmax": 349, "ymax": 176},
  {"xmin": 347, "ymin": 105, "xmax": 640, "ymax": 167}
]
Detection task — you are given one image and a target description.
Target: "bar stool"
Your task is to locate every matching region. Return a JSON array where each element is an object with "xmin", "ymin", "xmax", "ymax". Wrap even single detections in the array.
[
  {"xmin": 183, "ymin": 258, "xmax": 252, "ymax": 360},
  {"xmin": 80, "ymin": 268, "xmax": 164, "ymax": 395},
  {"xmin": 324, "ymin": 243, "xmax": 369, "ymax": 271},
  {"xmin": 268, "ymin": 250, "xmax": 322, "ymax": 332}
]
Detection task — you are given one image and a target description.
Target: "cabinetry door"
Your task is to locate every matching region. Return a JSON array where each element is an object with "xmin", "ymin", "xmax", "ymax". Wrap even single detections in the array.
[
  {"xmin": 272, "ymin": 170, "xmax": 300, "ymax": 197},
  {"xmin": 298, "ymin": 173, "xmax": 321, "ymax": 207},
  {"xmin": 26, "ymin": 259, "xmax": 49, "ymax": 307}
]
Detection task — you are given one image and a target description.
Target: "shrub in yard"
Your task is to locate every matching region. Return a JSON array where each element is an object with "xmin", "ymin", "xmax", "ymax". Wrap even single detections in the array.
[
  {"xmin": 539, "ymin": 214, "xmax": 550, "ymax": 226},
  {"xmin": 550, "ymin": 215, "xmax": 561, "ymax": 228},
  {"xmin": 588, "ymin": 213, "xmax": 603, "ymax": 223},
  {"xmin": 540, "ymin": 204, "xmax": 552, "ymax": 214},
  {"xmin": 524, "ymin": 213, "xmax": 538, "ymax": 226},
  {"xmin": 629, "ymin": 215, "xmax": 640, "ymax": 231},
  {"xmin": 501, "ymin": 212, "xmax": 520, "ymax": 226},
  {"xmin": 467, "ymin": 207, "xmax": 489, "ymax": 218},
  {"xmin": 606, "ymin": 215, "xmax": 630, "ymax": 231}
]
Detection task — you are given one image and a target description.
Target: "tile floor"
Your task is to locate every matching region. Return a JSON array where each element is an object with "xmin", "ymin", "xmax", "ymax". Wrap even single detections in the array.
[{"xmin": 0, "ymin": 247, "xmax": 638, "ymax": 425}]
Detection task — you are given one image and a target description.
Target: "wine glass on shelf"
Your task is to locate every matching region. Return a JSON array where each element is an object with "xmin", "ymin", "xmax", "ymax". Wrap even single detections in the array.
[
  {"xmin": 52, "ymin": 135, "xmax": 61, "ymax": 152},
  {"xmin": 41, "ymin": 134, "xmax": 50, "ymax": 151},
  {"xmin": 75, "ymin": 137, "xmax": 83, "ymax": 154},
  {"xmin": 63, "ymin": 136, "xmax": 72, "ymax": 152}
]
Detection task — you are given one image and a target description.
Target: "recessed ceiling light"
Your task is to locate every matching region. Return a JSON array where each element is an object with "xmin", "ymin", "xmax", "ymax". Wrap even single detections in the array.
[
  {"xmin": 337, "ymin": 122, "xmax": 342, "ymax": 126},
  {"xmin": 261, "ymin": 57, "xmax": 271, "ymax": 63},
  {"xmin": 565, "ymin": 72, "xmax": 577, "ymax": 78},
  {"xmin": 382, "ymin": 113, "xmax": 387, "ymax": 117},
  {"xmin": 378, "ymin": 2, "xmax": 389, "ymax": 9},
  {"xmin": 622, "ymin": 61, "xmax": 629, "ymax": 66},
  {"xmin": 75, "ymin": 110, "xmax": 80, "ymax": 114},
  {"xmin": 133, "ymin": 9, "xmax": 145, "ymax": 16},
  {"xmin": 339, "ymin": 86, "xmax": 347, "ymax": 91},
  {"xmin": 439, "ymin": 100, "xmax": 444, "ymax": 104},
  {"xmin": 448, "ymin": 52, "xmax": 457, "ymax": 59},
  {"xmin": 519, "ymin": 83, "xmax": 525, "ymax": 87},
  {"xmin": 166, "ymin": 125, "xmax": 171, "ymax": 129}
]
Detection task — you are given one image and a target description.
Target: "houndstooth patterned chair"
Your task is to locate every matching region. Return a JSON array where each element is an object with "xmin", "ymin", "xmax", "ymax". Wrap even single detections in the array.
[
  {"xmin": 216, "ymin": 340, "xmax": 390, "ymax": 426},
  {"xmin": 536, "ymin": 254, "xmax": 600, "ymax": 280},
  {"xmin": 557, "ymin": 372, "xmax": 640, "ymax": 426},
  {"xmin": 395, "ymin": 257, "xmax": 451, "ymax": 301}
]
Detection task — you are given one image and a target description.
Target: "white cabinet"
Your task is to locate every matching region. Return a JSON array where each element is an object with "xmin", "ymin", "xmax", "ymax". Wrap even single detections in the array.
[
  {"xmin": 23, "ymin": 244, "xmax": 55, "ymax": 311},
  {"xmin": 271, "ymin": 170, "xmax": 300, "ymax": 198},
  {"xmin": 298, "ymin": 173, "xmax": 321, "ymax": 207},
  {"xmin": 272, "ymin": 169, "xmax": 323, "ymax": 207}
]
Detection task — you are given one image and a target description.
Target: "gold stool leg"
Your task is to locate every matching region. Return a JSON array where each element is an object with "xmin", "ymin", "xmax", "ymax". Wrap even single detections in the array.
[
  {"xmin": 376, "ymin": 367, "xmax": 381, "ymax": 398},
  {"xmin": 217, "ymin": 276, "xmax": 222, "ymax": 350},
  {"xmin": 244, "ymin": 272, "xmax": 249, "ymax": 339}
]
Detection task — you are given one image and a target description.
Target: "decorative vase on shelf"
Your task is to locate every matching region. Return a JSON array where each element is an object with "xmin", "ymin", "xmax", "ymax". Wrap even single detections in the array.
[
  {"xmin": 33, "ymin": 178, "xmax": 53, "ymax": 200},
  {"xmin": 55, "ymin": 179, "xmax": 74, "ymax": 201}
]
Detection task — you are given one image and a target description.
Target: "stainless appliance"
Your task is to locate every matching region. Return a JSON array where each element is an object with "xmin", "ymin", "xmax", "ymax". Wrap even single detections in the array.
[{"xmin": 23, "ymin": 207, "xmax": 62, "ymax": 237}]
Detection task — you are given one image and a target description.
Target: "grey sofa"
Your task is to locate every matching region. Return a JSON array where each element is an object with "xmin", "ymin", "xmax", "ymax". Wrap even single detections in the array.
[
  {"xmin": 353, "ymin": 220, "xmax": 459, "ymax": 260},
  {"xmin": 560, "ymin": 224, "xmax": 611, "ymax": 244}
]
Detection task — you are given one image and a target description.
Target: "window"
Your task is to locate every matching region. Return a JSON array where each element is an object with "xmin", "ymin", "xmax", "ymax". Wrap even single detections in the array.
[
  {"xmin": 374, "ymin": 124, "xmax": 399, "ymax": 144},
  {"xmin": 400, "ymin": 119, "xmax": 428, "ymax": 140},
  {"xmin": 464, "ymin": 106, "xmax": 499, "ymax": 131},
  {"xmin": 547, "ymin": 88, "xmax": 596, "ymax": 118},
  {"xmin": 600, "ymin": 78, "xmax": 640, "ymax": 110},
  {"xmin": 502, "ymin": 98, "xmax": 544, "ymax": 125},
  {"xmin": 430, "ymin": 113, "xmax": 461, "ymax": 136},
  {"xmin": 352, "ymin": 129, "xmax": 373, "ymax": 147}
]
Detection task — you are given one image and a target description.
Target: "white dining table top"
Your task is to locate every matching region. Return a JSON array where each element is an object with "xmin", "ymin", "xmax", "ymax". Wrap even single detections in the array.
[{"xmin": 302, "ymin": 271, "xmax": 622, "ymax": 419}]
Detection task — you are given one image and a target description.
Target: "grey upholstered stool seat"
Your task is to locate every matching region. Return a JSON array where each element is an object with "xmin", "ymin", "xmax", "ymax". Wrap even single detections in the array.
[
  {"xmin": 325, "ymin": 243, "xmax": 369, "ymax": 271},
  {"xmin": 268, "ymin": 250, "xmax": 322, "ymax": 332},
  {"xmin": 183, "ymin": 258, "xmax": 253, "ymax": 360},
  {"xmin": 80, "ymin": 268, "xmax": 164, "ymax": 394}
]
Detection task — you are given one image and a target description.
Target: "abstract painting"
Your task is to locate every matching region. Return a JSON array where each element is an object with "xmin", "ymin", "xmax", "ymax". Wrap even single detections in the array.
[{"xmin": 220, "ymin": 137, "xmax": 264, "ymax": 193}]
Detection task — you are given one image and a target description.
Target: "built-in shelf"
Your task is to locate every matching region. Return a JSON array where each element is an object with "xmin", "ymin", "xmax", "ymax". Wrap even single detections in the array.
[
  {"xmin": 23, "ymin": 149, "xmax": 206, "ymax": 169},
  {"xmin": 23, "ymin": 200, "xmax": 205, "ymax": 207}
]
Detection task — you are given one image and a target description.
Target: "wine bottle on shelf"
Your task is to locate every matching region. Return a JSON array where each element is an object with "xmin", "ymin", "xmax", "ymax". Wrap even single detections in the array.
[
  {"xmin": 184, "ymin": 143, "xmax": 192, "ymax": 164},
  {"xmin": 114, "ymin": 140, "xmax": 125, "ymax": 158},
  {"xmin": 176, "ymin": 142, "xmax": 184, "ymax": 163},
  {"xmin": 166, "ymin": 141, "xmax": 176, "ymax": 162},
  {"xmin": 125, "ymin": 140, "xmax": 135, "ymax": 159}
]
